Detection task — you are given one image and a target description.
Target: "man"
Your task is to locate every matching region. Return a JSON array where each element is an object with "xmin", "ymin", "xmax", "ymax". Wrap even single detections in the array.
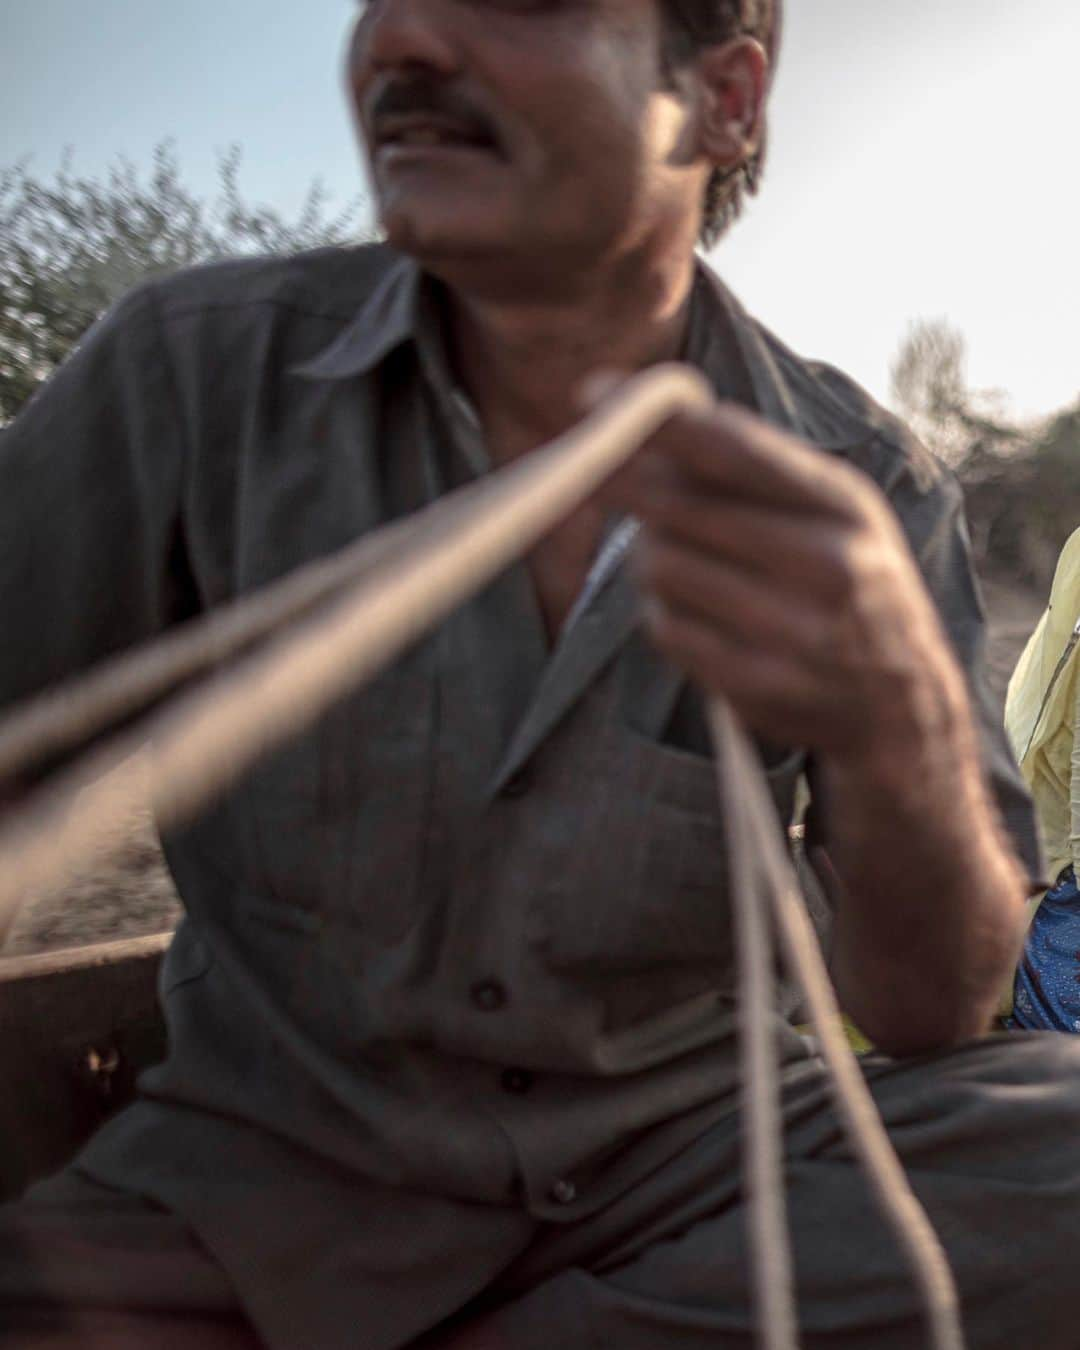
[{"xmin": 1, "ymin": 1, "xmax": 1078, "ymax": 1346}]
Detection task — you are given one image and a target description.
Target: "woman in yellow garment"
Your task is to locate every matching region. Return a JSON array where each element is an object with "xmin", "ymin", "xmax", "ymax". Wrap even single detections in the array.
[{"xmin": 1005, "ymin": 526, "xmax": 1080, "ymax": 1030}]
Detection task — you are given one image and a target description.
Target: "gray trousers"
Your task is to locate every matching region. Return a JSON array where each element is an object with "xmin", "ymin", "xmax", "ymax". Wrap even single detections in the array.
[{"xmin": 2, "ymin": 1034, "xmax": 1079, "ymax": 1350}]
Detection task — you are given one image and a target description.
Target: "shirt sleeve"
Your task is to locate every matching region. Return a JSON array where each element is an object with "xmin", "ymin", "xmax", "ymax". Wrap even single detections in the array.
[{"xmin": 0, "ymin": 283, "xmax": 190, "ymax": 735}]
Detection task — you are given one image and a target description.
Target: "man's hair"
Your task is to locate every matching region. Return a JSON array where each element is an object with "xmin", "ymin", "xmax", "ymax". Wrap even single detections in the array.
[{"xmin": 662, "ymin": 0, "xmax": 782, "ymax": 247}]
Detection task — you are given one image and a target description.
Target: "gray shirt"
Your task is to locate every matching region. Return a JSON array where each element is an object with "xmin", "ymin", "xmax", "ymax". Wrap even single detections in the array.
[{"xmin": 0, "ymin": 243, "xmax": 1041, "ymax": 1302}]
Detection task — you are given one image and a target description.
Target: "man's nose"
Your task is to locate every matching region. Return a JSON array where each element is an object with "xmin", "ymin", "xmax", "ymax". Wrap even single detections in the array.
[{"xmin": 355, "ymin": 0, "xmax": 459, "ymax": 75}]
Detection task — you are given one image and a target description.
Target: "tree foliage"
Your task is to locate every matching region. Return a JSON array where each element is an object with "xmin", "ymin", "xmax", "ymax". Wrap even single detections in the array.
[
  {"xmin": 0, "ymin": 143, "xmax": 366, "ymax": 423},
  {"xmin": 891, "ymin": 319, "xmax": 1080, "ymax": 588},
  {"xmin": 891, "ymin": 318, "xmax": 1024, "ymax": 466}
]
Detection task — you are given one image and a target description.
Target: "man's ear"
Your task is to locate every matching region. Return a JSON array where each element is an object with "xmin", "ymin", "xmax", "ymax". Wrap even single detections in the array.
[{"xmin": 694, "ymin": 37, "xmax": 769, "ymax": 171}]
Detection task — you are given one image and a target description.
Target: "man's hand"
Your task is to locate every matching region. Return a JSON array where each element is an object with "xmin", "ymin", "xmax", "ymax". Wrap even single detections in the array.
[
  {"xmin": 606, "ymin": 401, "xmax": 1027, "ymax": 1055},
  {"xmin": 612, "ymin": 402, "xmax": 964, "ymax": 763}
]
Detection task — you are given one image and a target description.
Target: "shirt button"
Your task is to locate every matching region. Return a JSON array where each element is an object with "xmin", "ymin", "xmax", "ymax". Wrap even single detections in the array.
[
  {"xmin": 500, "ymin": 1067, "xmax": 534, "ymax": 1094},
  {"xmin": 549, "ymin": 1178, "xmax": 578, "ymax": 1206},
  {"xmin": 500, "ymin": 768, "xmax": 532, "ymax": 799},
  {"xmin": 470, "ymin": 979, "xmax": 508, "ymax": 1012}
]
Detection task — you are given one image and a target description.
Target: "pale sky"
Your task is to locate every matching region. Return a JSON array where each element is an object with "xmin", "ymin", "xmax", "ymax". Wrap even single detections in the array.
[{"xmin": 4, "ymin": 1, "xmax": 1079, "ymax": 419}]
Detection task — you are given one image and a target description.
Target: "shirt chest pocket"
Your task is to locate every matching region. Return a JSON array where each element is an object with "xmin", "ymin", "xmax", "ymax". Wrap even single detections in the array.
[
  {"xmin": 535, "ymin": 732, "xmax": 733, "ymax": 975},
  {"xmin": 228, "ymin": 646, "xmax": 437, "ymax": 941},
  {"xmin": 535, "ymin": 728, "xmax": 805, "ymax": 977}
]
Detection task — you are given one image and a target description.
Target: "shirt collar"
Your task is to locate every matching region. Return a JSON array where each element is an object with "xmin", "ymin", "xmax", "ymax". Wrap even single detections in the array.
[
  {"xmin": 684, "ymin": 258, "xmax": 810, "ymax": 442},
  {"xmin": 291, "ymin": 249, "xmax": 849, "ymax": 453},
  {"xmin": 290, "ymin": 253, "xmax": 477, "ymax": 460},
  {"xmin": 290, "ymin": 254, "xmax": 424, "ymax": 382}
]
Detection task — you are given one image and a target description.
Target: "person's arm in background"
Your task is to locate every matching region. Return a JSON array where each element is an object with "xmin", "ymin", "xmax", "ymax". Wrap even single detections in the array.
[{"xmin": 1071, "ymin": 667, "xmax": 1080, "ymax": 875}]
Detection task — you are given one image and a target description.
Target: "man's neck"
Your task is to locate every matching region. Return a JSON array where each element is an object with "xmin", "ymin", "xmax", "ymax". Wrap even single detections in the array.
[{"xmin": 444, "ymin": 249, "xmax": 698, "ymax": 465}]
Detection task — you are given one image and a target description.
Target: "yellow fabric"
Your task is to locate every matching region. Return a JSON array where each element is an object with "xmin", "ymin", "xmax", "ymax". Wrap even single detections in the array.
[
  {"xmin": 1005, "ymin": 527, "xmax": 1080, "ymax": 886},
  {"xmin": 795, "ymin": 1015, "xmax": 874, "ymax": 1056},
  {"xmin": 997, "ymin": 528, "xmax": 1080, "ymax": 1019}
]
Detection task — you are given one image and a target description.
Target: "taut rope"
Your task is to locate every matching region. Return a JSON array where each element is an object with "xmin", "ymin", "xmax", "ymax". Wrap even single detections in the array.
[
  {"xmin": 712, "ymin": 699, "xmax": 965, "ymax": 1350},
  {"xmin": 0, "ymin": 364, "xmax": 964, "ymax": 1349}
]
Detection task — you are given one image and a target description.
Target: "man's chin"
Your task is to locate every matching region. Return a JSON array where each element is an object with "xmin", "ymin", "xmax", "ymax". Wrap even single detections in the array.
[{"xmin": 378, "ymin": 207, "xmax": 511, "ymax": 267}]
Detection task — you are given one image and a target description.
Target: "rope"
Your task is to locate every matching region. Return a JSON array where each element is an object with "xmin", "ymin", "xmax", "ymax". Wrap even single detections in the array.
[
  {"xmin": 709, "ymin": 698, "xmax": 798, "ymax": 1350},
  {"xmin": 772, "ymin": 861, "xmax": 965, "ymax": 1350},
  {"xmin": 0, "ymin": 363, "xmax": 965, "ymax": 1349},
  {"xmin": 0, "ymin": 365, "xmax": 712, "ymax": 948},
  {"xmin": 709, "ymin": 699, "xmax": 965, "ymax": 1350},
  {"xmin": 0, "ymin": 508, "xmax": 420, "ymax": 786}
]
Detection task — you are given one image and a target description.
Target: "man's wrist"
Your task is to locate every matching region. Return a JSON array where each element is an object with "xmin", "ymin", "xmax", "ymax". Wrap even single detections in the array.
[{"xmin": 828, "ymin": 656, "xmax": 975, "ymax": 806}]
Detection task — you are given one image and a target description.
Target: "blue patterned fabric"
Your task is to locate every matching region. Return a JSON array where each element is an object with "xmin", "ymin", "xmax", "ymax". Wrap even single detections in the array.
[{"xmin": 1010, "ymin": 867, "xmax": 1080, "ymax": 1032}]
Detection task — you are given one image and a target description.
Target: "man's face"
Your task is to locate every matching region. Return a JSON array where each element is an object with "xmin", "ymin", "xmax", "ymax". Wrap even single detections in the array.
[{"xmin": 347, "ymin": 0, "xmax": 702, "ymax": 280}]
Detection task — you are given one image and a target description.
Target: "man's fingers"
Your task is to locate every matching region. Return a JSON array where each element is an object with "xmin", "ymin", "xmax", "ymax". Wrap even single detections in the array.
[
  {"xmin": 643, "ymin": 600, "xmax": 821, "ymax": 745},
  {"xmin": 637, "ymin": 403, "xmax": 867, "ymax": 519},
  {"xmin": 636, "ymin": 536, "xmax": 826, "ymax": 656},
  {"xmin": 643, "ymin": 597, "xmax": 883, "ymax": 755},
  {"xmin": 631, "ymin": 497, "xmax": 868, "ymax": 605}
]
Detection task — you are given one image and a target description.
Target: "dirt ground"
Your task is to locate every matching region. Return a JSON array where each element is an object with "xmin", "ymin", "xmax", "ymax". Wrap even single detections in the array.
[
  {"xmin": 2, "ymin": 801, "xmax": 181, "ymax": 958},
  {"xmin": 0, "ymin": 569, "xmax": 1047, "ymax": 959},
  {"xmin": 978, "ymin": 571, "xmax": 1043, "ymax": 701}
]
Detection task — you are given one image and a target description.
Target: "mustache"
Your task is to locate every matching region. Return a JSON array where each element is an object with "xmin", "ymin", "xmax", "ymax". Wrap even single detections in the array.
[{"xmin": 365, "ymin": 76, "xmax": 499, "ymax": 145}]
